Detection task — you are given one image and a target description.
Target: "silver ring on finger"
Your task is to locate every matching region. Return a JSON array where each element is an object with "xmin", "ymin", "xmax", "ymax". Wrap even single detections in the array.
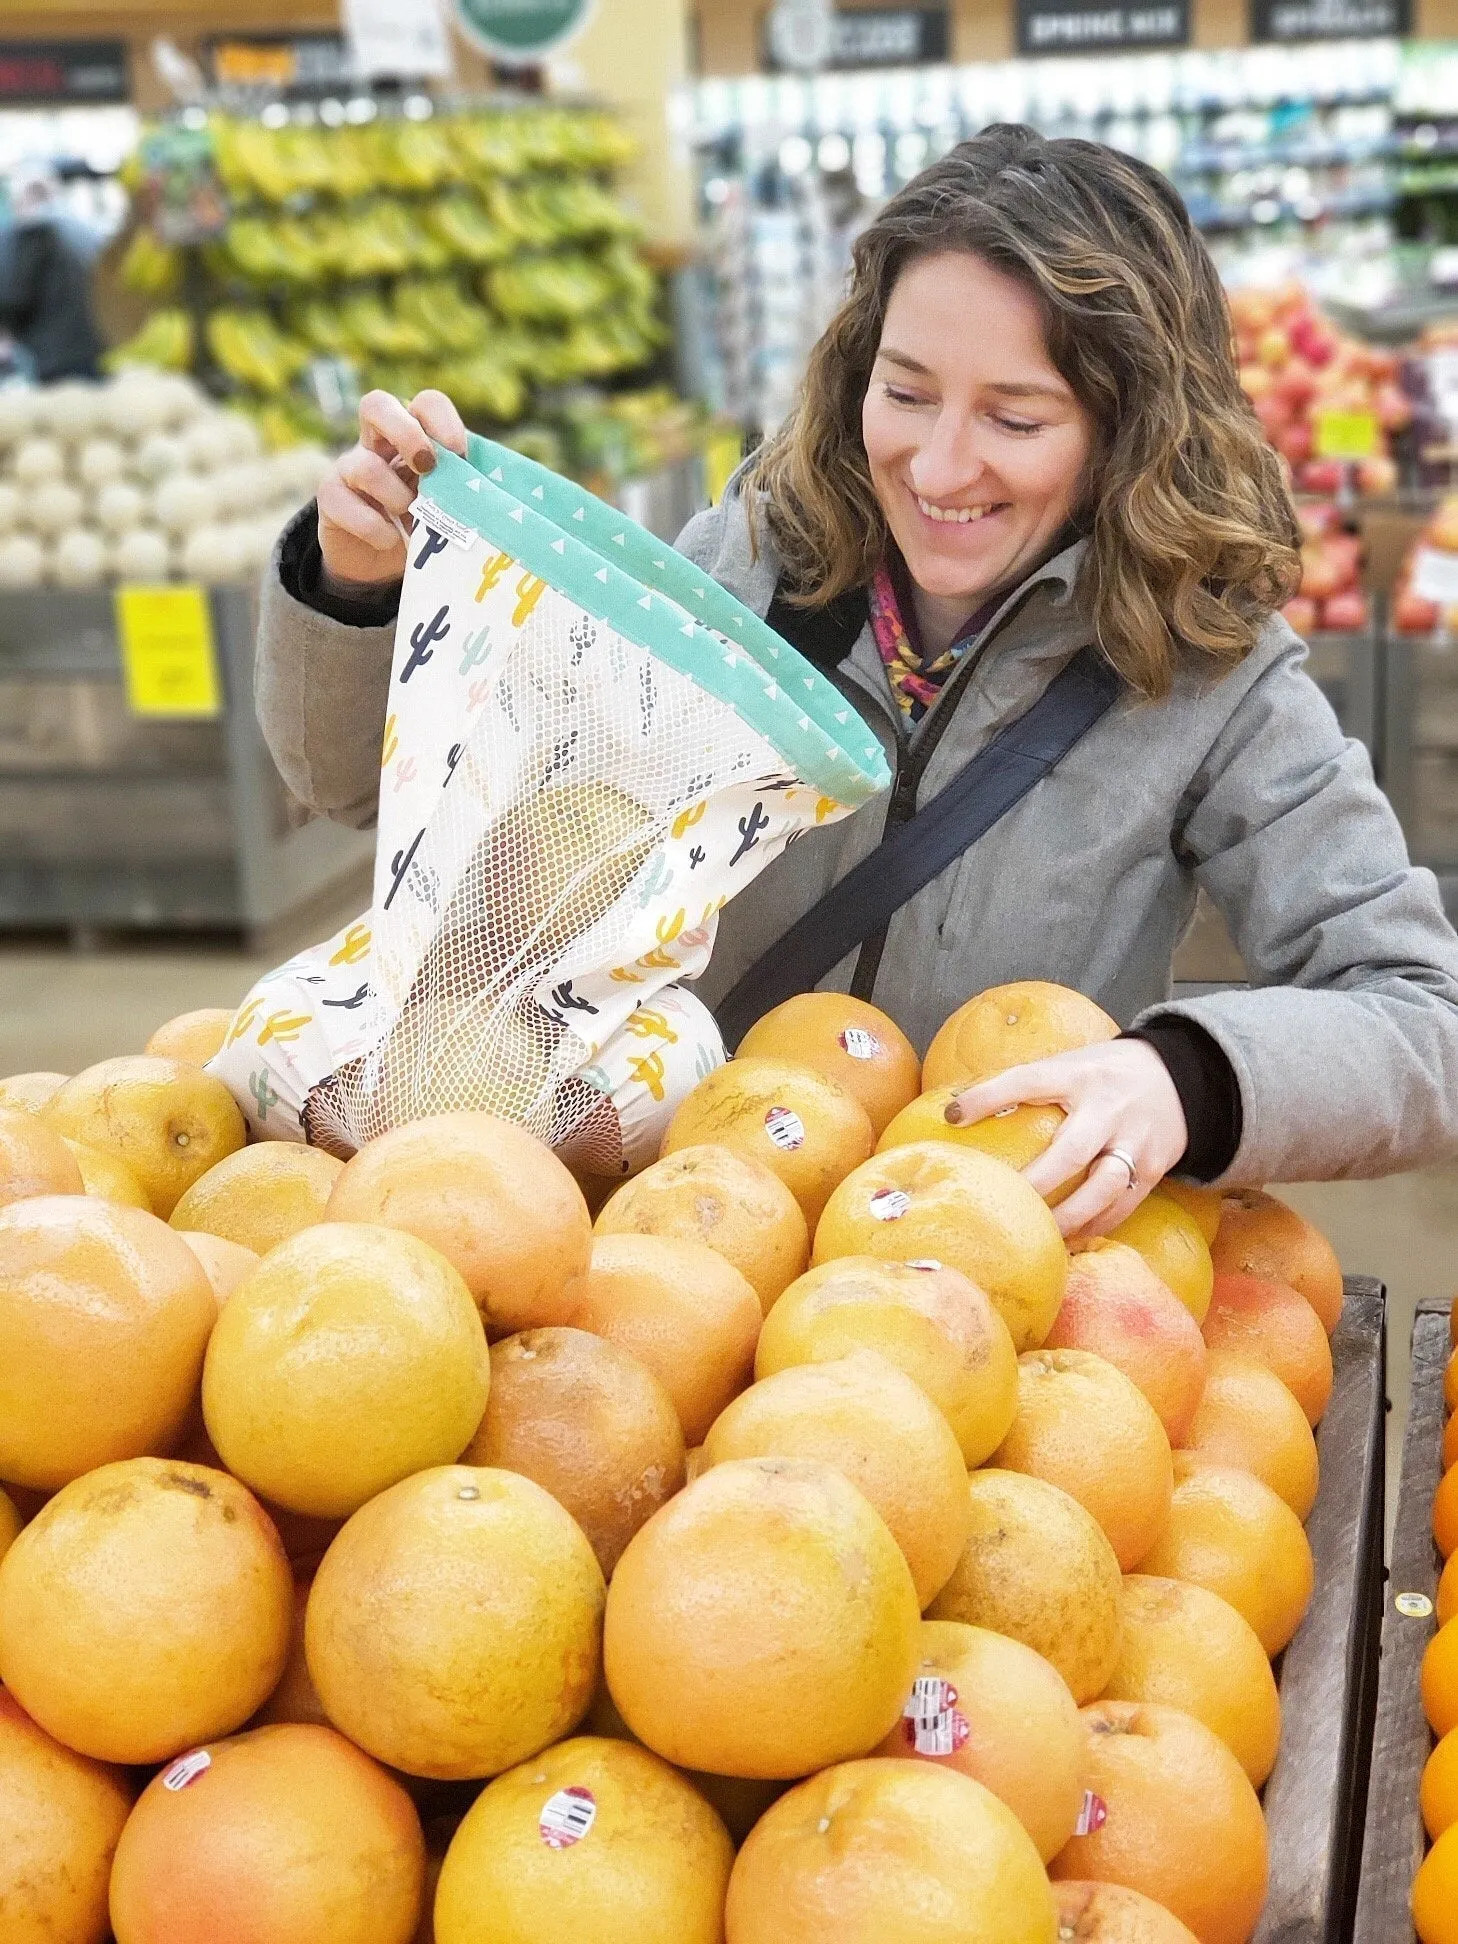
[{"xmin": 1101, "ymin": 1146, "xmax": 1139, "ymax": 1192}]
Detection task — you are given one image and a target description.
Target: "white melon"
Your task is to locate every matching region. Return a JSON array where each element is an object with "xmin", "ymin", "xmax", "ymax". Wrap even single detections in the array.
[
  {"xmin": 12, "ymin": 437, "xmax": 65, "ymax": 485},
  {"xmin": 76, "ymin": 438, "xmax": 127, "ymax": 489},
  {"xmin": 95, "ymin": 479, "xmax": 146, "ymax": 536},
  {"xmin": 153, "ymin": 472, "xmax": 217, "ymax": 535},
  {"xmin": 27, "ymin": 481, "xmax": 85, "ymax": 537},
  {"xmin": 112, "ymin": 526, "xmax": 172, "ymax": 581},
  {"xmin": 0, "ymin": 533, "xmax": 44, "ymax": 588},
  {"xmin": 50, "ymin": 528, "xmax": 108, "ymax": 589}
]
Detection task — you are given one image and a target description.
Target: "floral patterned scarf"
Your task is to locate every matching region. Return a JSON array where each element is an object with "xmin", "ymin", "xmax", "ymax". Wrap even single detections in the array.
[{"xmin": 868, "ymin": 559, "xmax": 994, "ymax": 724}]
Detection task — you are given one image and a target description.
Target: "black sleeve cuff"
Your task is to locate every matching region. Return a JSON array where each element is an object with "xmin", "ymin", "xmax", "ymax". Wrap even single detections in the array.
[
  {"xmin": 280, "ymin": 503, "xmax": 403, "ymax": 629},
  {"xmin": 1123, "ymin": 1018, "xmax": 1243, "ymax": 1183}
]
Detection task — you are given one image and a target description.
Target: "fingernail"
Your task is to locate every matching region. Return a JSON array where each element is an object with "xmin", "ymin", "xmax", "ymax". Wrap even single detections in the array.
[
  {"xmin": 943, "ymin": 1103, "xmax": 963, "ymax": 1125},
  {"xmin": 415, "ymin": 447, "xmax": 435, "ymax": 473}
]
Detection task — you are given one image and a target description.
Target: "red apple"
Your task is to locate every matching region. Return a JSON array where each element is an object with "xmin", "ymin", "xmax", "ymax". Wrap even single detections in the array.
[
  {"xmin": 1277, "ymin": 422, "xmax": 1314, "ymax": 466},
  {"xmin": 1239, "ymin": 363, "xmax": 1275, "ymax": 401},
  {"xmin": 1254, "ymin": 394, "xmax": 1293, "ymax": 439},
  {"xmin": 1374, "ymin": 383, "xmax": 1413, "ymax": 432},
  {"xmin": 1299, "ymin": 459, "xmax": 1347, "ymax": 494},
  {"xmin": 1298, "ymin": 542, "xmax": 1344, "ymax": 602},
  {"xmin": 1281, "ymin": 595, "xmax": 1320, "ymax": 635},
  {"xmin": 1257, "ymin": 326, "xmax": 1292, "ymax": 369},
  {"xmin": 1357, "ymin": 455, "xmax": 1399, "ymax": 497},
  {"xmin": 1297, "ymin": 501, "xmax": 1340, "ymax": 540},
  {"xmin": 1395, "ymin": 588, "xmax": 1440, "ymax": 634},
  {"xmin": 1320, "ymin": 590, "xmax": 1368, "ymax": 631},
  {"xmin": 1290, "ymin": 317, "xmax": 1338, "ymax": 369},
  {"xmin": 1274, "ymin": 360, "xmax": 1317, "ymax": 410}
]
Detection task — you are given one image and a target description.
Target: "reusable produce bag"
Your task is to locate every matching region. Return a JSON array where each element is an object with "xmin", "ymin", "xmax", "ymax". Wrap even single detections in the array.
[{"xmin": 212, "ymin": 436, "xmax": 889, "ymax": 1176}]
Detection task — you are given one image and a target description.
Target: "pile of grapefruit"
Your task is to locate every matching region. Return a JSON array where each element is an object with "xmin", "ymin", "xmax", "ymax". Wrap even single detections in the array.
[
  {"xmin": 1413, "ymin": 1307, "xmax": 1458, "ymax": 1944},
  {"xmin": 0, "ymin": 981, "xmax": 1348, "ymax": 1944}
]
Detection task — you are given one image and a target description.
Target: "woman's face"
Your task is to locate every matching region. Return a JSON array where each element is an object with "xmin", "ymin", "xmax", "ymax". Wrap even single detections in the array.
[{"xmin": 861, "ymin": 250, "xmax": 1096, "ymax": 609}]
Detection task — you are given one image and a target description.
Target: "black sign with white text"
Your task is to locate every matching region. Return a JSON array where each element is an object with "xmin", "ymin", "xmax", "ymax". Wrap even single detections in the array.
[
  {"xmin": 0, "ymin": 40, "xmax": 128, "ymax": 105},
  {"xmin": 765, "ymin": 9, "xmax": 949, "ymax": 71},
  {"xmin": 1017, "ymin": 0, "xmax": 1189, "ymax": 54},
  {"xmin": 1250, "ymin": 0, "xmax": 1409, "ymax": 39}
]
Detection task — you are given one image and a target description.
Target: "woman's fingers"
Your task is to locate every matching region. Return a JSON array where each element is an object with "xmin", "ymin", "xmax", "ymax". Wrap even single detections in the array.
[
  {"xmin": 317, "ymin": 472, "xmax": 403, "ymax": 554},
  {"xmin": 944, "ymin": 1058, "xmax": 1077, "ymax": 1126},
  {"xmin": 1019, "ymin": 1108, "xmax": 1117, "ymax": 1200},
  {"xmin": 1050, "ymin": 1153, "xmax": 1153, "ymax": 1240},
  {"xmin": 409, "ymin": 389, "xmax": 470, "ymax": 458},
  {"xmin": 358, "ymin": 388, "xmax": 438, "ymax": 475},
  {"xmin": 336, "ymin": 445, "xmax": 418, "ymax": 521}
]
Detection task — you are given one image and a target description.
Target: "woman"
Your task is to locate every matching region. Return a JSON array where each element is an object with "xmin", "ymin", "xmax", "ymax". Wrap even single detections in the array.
[{"xmin": 256, "ymin": 123, "xmax": 1458, "ymax": 1238}]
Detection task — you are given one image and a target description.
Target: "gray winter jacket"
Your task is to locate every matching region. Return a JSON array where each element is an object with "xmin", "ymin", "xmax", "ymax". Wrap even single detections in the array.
[{"xmin": 255, "ymin": 490, "xmax": 1458, "ymax": 1187}]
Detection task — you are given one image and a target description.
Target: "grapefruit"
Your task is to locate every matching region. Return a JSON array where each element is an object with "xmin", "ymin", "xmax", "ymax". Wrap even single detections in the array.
[
  {"xmin": 874, "ymin": 1618, "xmax": 1084, "ymax": 1862},
  {"xmin": 993, "ymin": 1349, "xmax": 1174, "ymax": 1572},
  {"xmin": 1138, "ymin": 1457, "xmax": 1314, "ymax": 1656},
  {"xmin": 109, "ymin": 1723, "xmax": 425, "ymax": 1944},
  {"xmin": 1050, "ymin": 1701, "xmax": 1269, "ymax": 1944},
  {"xmin": 1424, "ymin": 1618, "xmax": 1458, "ymax": 1739},
  {"xmin": 1178, "ymin": 1351, "xmax": 1319, "ymax": 1519},
  {"xmin": 203, "ymin": 1222, "xmax": 489, "ymax": 1519},
  {"xmin": 0, "ymin": 1195, "xmax": 216, "ymax": 1489},
  {"xmin": 1102, "ymin": 1193, "xmax": 1213, "ymax": 1325},
  {"xmin": 61, "ymin": 1135, "xmax": 150, "ymax": 1208},
  {"xmin": 662, "ymin": 1056, "xmax": 874, "ymax": 1226},
  {"xmin": 921, "ymin": 980, "xmax": 1119, "ymax": 1091},
  {"xmin": 702, "ymin": 1351, "xmax": 971, "ymax": 1606},
  {"xmin": 1414, "ymin": 1825, "xmax": 1458, "ymax": 1944},
  {"xmin": 1438, "ymin": 1468, "xmax": 1458, "ymax": 1559},
  {"xmin": 1052, "ymin": 1882, "xmax": 1201, "ymax": 1943},
  {"xmin": 0, "ymin": 1069, "xmax": 67, "ymax": 1114},
  {"xmin": 724, "ymin": 1758, "xmax": 1057, "ymax": 1944},
  {"xmin": 813, "ymin": 1141, "xmax": 1068, "ymax": 1353},
  {"xmin": 604, "ymin": 1458, "xmax": 920, "ymax": 1779},
  {"xmin": 0, "ymin": 1103, "xmax": 83, "ymax": 1206},
  {"xmin": 593, "ymin": 1143, "xmax": 808, "ymax": 1313},
  {"xmin": 1202, "ymin": 1273, "xmax": 1332, "ymax": 1426},
  {"xmin": 43, "ymin": 1057, "xmax": 245, "ymax": 1218},
  {"xmin": 434, "ymin": 1736, "xmax": 734, "ymax": 1944},
  {"xmin": 175, "ymin": 1229, "xmax": 259, "ymax": 1304},
  {"xmin": 462, "ymin": 1326, "xmax": 685, "ymax": 1577},
  {"xmin": 1210, "ymin": 1189, "xmax": 1343, "ymax": 1334},
  {"xmin": 1442, "ymin": 1551, "xmax": 1458, "ymax": 1629},
  {"xmin": 0, "ymin": 1686, "xmax": 133, "ymax": 1944},
  {"xmin": 0, "ymin": 1457, "xmax": 292, "ymax": 1763},
  {"xmin": 169, "ymin": 1143, "xmax": 343, "ymax": 1256},
  {"xmin": 574, "ymin": 1233, "xmax": 762, "ymax": 1445},
  {"xmin": 0, "ymin": 1483, "xmax": 19, "ymax": 1563},
  {"xmin": 253, "ymin": 1570, "xmax": 328, "ymax": 1728},
  {"xmin": 305, "ymin": 1465, "xmax": 604, "ymax": 1779},
  {"xmin": 754, "ymin": 1255, "xmax": 1017, "ymax": 1466},
  {"xmin": 143, "ymin": 1007, "xmax": 234, "ymax": 1067},
  {"xmin": 325, "ymin": 1111, "xmax": 592, "ymax": 1335},
  {"xmin": 927, "ymin": 1470, "xmax": 1123, "ymax": 1705},
  {"xmin": 1044, "ymin": 1242, "xmax": 1207, "ymax": 1445},
  {"xmin": 1422, "ymin": 1726, "xmax": 1458, "ymax": 1842},
  {"xmin": 1102, "ymin": 1576, "xmax": 1281, "ymax": 1787},
  {"xmin": 878, "ymin": 1090, "xmax": 1086, "ymax": 1206},
  {"xmin": 737, "ymin": 993, "xmax": 920, "ymax": 1138},
  {"xmin": 1155, "ymin": 1180, "xmax": 1222, "ymax": 1245}
]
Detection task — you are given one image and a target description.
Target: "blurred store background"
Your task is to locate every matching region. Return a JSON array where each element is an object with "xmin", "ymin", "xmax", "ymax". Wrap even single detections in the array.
[{"xmin": 2, "ymin": 0, "xmax": 1458, "ymax": 1473}]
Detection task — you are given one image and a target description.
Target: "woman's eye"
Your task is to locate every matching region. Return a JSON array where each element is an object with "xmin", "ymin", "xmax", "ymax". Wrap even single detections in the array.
[
  {"xmin": 883, "ymin": 385, "xmax": 927, "ymax": 406},
  {"xmin": 994, "ymin": 416, "xmax": 1043, "ymax": 435}
]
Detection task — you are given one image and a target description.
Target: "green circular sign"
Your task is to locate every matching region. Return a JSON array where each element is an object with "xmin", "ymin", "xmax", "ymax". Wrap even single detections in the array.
[{"xmin": 454, "ymin": 0, "xmax": 594, "ymax": 62}]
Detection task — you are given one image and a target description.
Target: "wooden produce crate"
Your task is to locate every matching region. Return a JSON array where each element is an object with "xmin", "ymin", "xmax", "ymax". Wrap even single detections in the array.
[
  {"xmin": 1256, "ymin": 1277, "xmax": 1386, "ymax": 1944},
  {"xmin": 1352, "ymin": 1297, "xmax": 1453, "ymax": 1944}
]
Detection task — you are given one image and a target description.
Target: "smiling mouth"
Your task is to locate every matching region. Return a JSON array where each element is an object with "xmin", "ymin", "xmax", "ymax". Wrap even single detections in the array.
[{"xmin": 914, "ymin": 494, "xmax": 1005, "ymax": 525}]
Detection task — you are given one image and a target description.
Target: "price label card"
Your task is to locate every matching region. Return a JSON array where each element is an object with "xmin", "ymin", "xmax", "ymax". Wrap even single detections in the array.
[
  {"xmin": 1412, "ymin": 546, "xmax": 1458, "ymax": 606},
  {"xmin": 1313, "ymin": 409, "xmax": 1379, "ymax": 462},
  {"xmin": 115, "ymin": 585, "xmax": 222, "ymax": 718}
]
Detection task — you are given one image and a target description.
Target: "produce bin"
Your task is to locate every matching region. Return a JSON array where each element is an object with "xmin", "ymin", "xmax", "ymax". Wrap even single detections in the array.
[
  {"xmin": 1384, "ymin": 632, "xmax": 1458, "ymax": 912},
  {"xmin": 1352, "ymin": 1297, "xmax": 1452, "ymax": 1944},
  {"xmin": 1257, "ymin": 1277, "xmax": 1386, "ymax": 1944},
  {"xmin": 0, "ymin": 584, "xmax": 373, "ymax": 944}
]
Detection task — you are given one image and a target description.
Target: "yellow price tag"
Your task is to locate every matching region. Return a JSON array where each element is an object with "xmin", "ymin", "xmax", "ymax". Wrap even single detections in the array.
[
  {"xmin": 705, "ymin": 426, "xmax": 745, "ymax": 507},
  {"xmin": 115, "ymin": 585, "xmax": 221, "ymax": 718},
  {"xmin": 1313, "ymin": 409, "xmax": 1379, "ymax": 462}
]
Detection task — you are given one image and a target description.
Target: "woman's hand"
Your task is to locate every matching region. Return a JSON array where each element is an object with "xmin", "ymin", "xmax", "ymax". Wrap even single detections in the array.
[
  {"xmin": 317, "ymin": 389, "xmax": 469, "ymax": 594},
  {"xmin": 944, "ymin": 1039, "xmax": 1188, "ymax": 1240}
]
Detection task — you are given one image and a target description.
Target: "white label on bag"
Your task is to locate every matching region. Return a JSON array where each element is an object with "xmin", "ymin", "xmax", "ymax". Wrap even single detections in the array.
[
  {"xmin": 539, "ymin": 1786, "xmax": 597, "ymax": 1849},
  {"xmin": 869, "ymin": 1187, "xmax": 911, "ymax": 1221},
  {"xmin": 409, "ymin": 497, "xmax": 477, "ymax": 550},
  {"xmin": 764, "ymin": 1107, "xmax": 806, "ymax": 1151},
  {"xmin": 161, "ymin": 1750, "xmax": 212, "ymax": 1791},
  {"xmin": 839, "ymin": 1028, "xmax": 881, "ymax": 1060},
  {"xmin": 1413, "ymin": 546, "xmax": 1458, "ymax": 605}
]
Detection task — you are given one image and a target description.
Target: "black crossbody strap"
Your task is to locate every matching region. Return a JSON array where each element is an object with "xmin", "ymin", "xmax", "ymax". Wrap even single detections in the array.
[{"xmin": 715, "ymin": 646, "xmax": 1123, "ymax": 1050}]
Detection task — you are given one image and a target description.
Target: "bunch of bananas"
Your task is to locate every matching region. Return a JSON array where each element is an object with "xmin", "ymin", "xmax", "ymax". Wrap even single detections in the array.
[
  {"xmin": 207, "ymin": 310, "xmax": 312, "ymax": 394},
  {"xmin": 119, "ymin": 229, "xmax": 182, "ymax": 298},
  {"xmin": 104, "ymin": 310, "xmax": 194, "ymax": 374}
]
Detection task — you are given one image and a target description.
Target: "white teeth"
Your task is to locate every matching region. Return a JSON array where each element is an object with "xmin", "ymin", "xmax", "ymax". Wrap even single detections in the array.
[{"xmin": 916, "ymin": 496, "xmax": 992, "ymax": 524}]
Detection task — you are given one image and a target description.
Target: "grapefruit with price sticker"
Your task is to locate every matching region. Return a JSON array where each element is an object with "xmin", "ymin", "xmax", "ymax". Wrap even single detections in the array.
[
  {"xmin": 107, "ymin": 1723, "xmax": 426, "ymax": 1944},
  {"xmin": 572, "ymin": 1233, "xmax": 762, "ymax": 1446},
  {"xmin": 461, "ymin": 1325, "xmax": 686, "ymax": 1578},
  {"xmin": 433, "ymin": 1736, "xmax": 734, "ymax": 1944},
  {"xmin": 873, "ymin": 1618, "xmax": 1085, "ymax": 1862},
  {"xmin": 1049, "ymin": 1701, "xmax": 1269, "ymax": 1944},
  {"xmin": 323, "ymin": 1111, "xmax": 593, "ymax": 1336},
  {"xmin": 0, "ymin": 1457, "xmax": 292, "ymax": 1764},
  {"xmin": 603, "ymin": 1456, "xmax": 920, "ymax": 1780},
  {"xmin": 0, "ymin": 1686, "xmax": 133, "ymax": 1944},
  {"xmin": 1177, "ymin": 1350, "xmax": 1319, "ymax": 1519},
  {"xmin": 927, "ymin": 1469, "xmax": 1123, "ymax": 1706},
  {"xmin": 700, "ymin": 1350, "xmax": 972, "ymax": 1606},
  {"xmin": 43, "ymin": 1056, "xmax": 246, "ymax": 1218},
  {"xmin": 920, "ymin": 979, "xmax": 1119, "ymax": 1091},
  {"xmin": 1201, "ymin": 1272, "xmax": 1333, "ymax": 1426},
  {"xmin": 1043, "ymin": 1241, "xmax": 1207, "ymax": 1445},
  {"xmin": 0, "ymin": 1195, "xmax": 217, "ymax": 1490},
  {"xmin": 737, "ymin": 994, "xmax": 921, "ymax": 1139},
  {"xmin": 1209, "ymin": 1189, "xmax": 1344, "ymax": 1334},
  {"xmin": 723, "ymin": 1757, "xmax": 1058, "ymax": 1944},
  {"xmin": 661, "ymin": 1056, "xmax": 875, "ymax": 1226},
  {"xmin": 169, "ymin": 1142, "xmax": 344, "ymax": 1257},
  {"xmin": 993, "ymin": 1348, "xmax": 1174, "ymax": 1573},
  {"xmin": 593, "ymin": 1142, "xmax": 808, "ymax": 1312},
  {"xmin": 752, "ymin": 1254, "xmax": 1018, "ymax": 1465},
  {"xmin": 812, "ymin": 1140, "xmax": 1068, "ymax": 1353}
]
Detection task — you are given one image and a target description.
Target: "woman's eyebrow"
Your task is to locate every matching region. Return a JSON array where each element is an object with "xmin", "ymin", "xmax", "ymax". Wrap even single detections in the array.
[{"xmin": 872, "ymin": 350, "xmax": 1071, "ymax": 403}]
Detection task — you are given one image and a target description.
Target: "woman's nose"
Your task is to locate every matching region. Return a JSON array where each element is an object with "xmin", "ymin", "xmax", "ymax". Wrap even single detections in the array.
[{"xmin": 907, "ymin": 414, "xmax": 989, "ymax": 499}]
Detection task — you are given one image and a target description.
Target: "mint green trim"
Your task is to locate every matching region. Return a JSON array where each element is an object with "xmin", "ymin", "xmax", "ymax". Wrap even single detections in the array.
[{"xmin": 418, "ymin": 435, "xmax": 888, "ymax": 806}]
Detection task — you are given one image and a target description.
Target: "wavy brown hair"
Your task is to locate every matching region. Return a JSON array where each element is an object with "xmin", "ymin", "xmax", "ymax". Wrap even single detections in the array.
[{"xmin": 748, "ymin": 123, "xmax": 1300, "ymax": 697}]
